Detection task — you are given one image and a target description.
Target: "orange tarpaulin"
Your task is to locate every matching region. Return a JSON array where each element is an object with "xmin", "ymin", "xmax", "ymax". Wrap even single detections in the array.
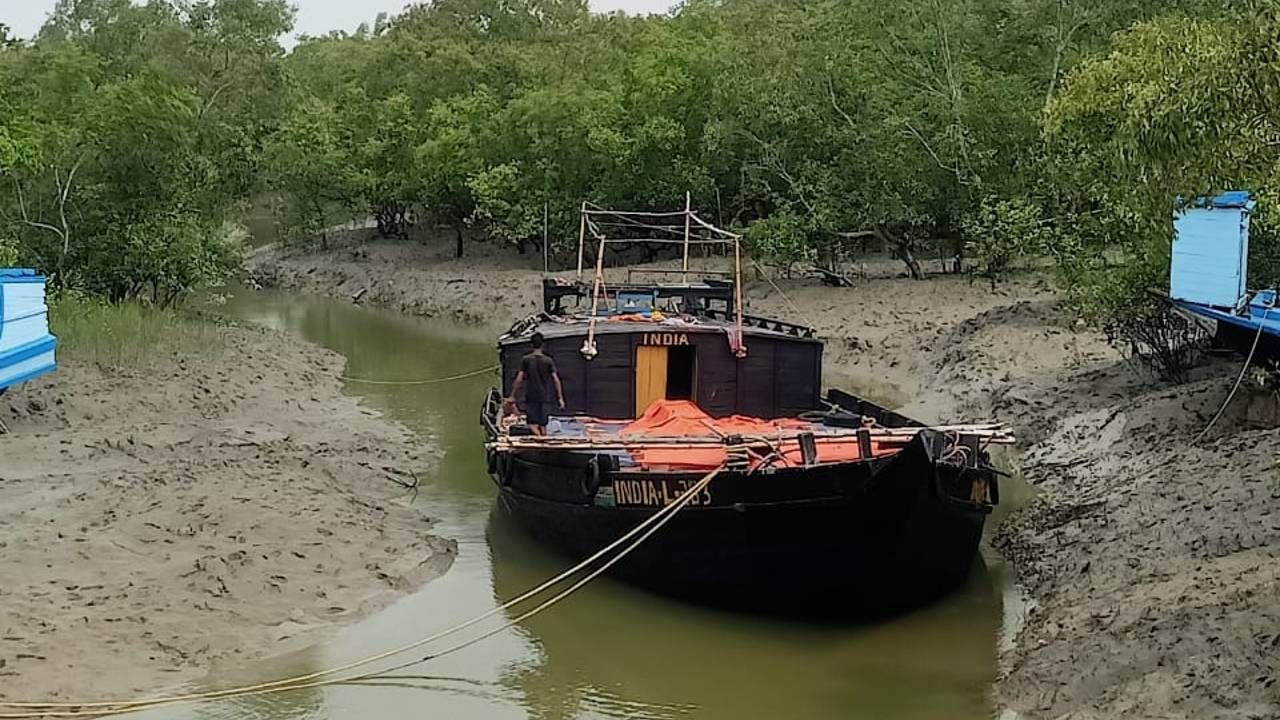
[
  {"xmin": 618, "ymin": 400, "xmax": 891, "ymax": 471},
  {"xmin": 621, "ymin": 400, "xmax": 808, "ymax": 438}
]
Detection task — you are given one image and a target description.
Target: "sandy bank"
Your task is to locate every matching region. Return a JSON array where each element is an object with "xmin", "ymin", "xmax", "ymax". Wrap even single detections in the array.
[
  {"xmin": 0, "ymin": 322, "xmax": 455, "ymax": 701},
  {"xmin": 252, "ymin": 235, "xmax": 1280, "ymax": 718}
]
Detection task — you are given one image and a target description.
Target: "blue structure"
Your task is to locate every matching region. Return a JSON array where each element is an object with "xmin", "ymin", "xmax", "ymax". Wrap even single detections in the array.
[
  {"xmin": 0, "ymin": 269, "xmax": 58, "ymax": 392},
  {"xmin": 1170, "ymin": 191, "xmax": 1255, "ymax": 309}
]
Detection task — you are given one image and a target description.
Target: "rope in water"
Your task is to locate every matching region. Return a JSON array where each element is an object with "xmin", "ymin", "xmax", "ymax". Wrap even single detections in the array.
[
  {"xmin": 0, "ymin": 467, "xmax": 723, "ymax": 718},
  {"xmin": 341, "ymin": 364, "xmax": 499, "ymax": 386},
  {"xmin": 1196, "ymin": 305, "xmax": 1271, "ymax": 443}
]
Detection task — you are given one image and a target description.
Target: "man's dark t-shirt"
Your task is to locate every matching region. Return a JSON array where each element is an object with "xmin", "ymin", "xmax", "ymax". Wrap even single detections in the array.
[{"xmin": 521, "ymin": 352, "xmax": 557, "ymax": 403}]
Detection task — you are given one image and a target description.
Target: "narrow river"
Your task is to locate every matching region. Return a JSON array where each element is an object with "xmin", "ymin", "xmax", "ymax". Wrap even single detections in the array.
[{"xmin": 137, "ymin": 287, "xmax": 1026, "ymax": 719}]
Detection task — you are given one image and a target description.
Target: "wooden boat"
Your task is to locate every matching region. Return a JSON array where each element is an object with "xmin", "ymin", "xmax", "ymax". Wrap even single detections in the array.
[
  {"xmin": 481, "ymin": 205, "xmax": 1007, "ymax": 616},
  {"xmin": 0, "ymin": 268, "xmax": 57, "ymax": 395}
]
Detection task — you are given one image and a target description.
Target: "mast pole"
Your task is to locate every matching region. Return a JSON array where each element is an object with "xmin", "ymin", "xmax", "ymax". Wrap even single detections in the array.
[
  {"xmin": 576, "ymin": 201, "xmax": 587, "ymax": 279},
  {"xmin": 583, "ymin": 227, "xmax": 608, "ymax": 359},
  {"xmin": 734, "ymin": 234, "xmax": 747, "ymax": 358},
  {"xmin": 682, "ymin": 191, "xmax": 692, "ymax": 283},
  {"xmin": 543, "ymin": 201, "xmax": 550, "ymax": 275}
]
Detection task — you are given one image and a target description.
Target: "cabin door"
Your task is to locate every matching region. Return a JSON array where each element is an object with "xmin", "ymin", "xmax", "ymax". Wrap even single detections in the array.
[{"xmin": 635, "ymin": 346, "xmax": 668, "ymax": 415}]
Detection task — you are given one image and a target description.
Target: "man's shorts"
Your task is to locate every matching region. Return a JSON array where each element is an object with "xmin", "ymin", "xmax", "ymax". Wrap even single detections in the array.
[{"xmin": 526, "ymin": 400, "xmax": 551, "ymax": 427}]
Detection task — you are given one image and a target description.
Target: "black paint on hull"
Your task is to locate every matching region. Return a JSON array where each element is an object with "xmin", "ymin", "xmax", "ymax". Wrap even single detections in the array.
[{"xmin": 488, "ymin": 430, "xmax": 995, "ymax": 618}]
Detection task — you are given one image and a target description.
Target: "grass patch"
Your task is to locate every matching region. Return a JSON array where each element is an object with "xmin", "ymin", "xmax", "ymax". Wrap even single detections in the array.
[{"xmin": 49, "ymin": 295, "xmax": 225, "ymax": 368}]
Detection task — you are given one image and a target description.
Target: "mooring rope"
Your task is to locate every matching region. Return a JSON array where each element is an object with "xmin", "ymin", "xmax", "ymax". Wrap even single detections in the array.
[
  {"xmin": 341, "ymin": 364, "xmax": 499, "ymax": 386},
  {"xmin": 335, "ymin": 465, "xmax": 721, "ymax": 682},
  {"xmin": 750, "ymin": 260, "xmax": 818, "ymax": 333},
  {"xmin": 0, "ymin": 467, "xmax": 723, "ymax": 718},
  {"xmin": 1195, "ymin": 305, "xmax": 1271, "ymax": 443}
]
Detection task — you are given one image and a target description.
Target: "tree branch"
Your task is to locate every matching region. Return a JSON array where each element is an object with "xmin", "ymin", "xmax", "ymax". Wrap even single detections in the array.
[
  {"xmin": 902, "ymin": 121, "xmax": 964, "ymax": 181},
  {"xmin": 740, "ymin": 130, "xmax": 817, "ymax": 215},
  {"xmin": 13, "ymin": 177, "xmax": 66, "ymax": 241},
  {"xmin": 1044, "ymin": 1, "xmax": 1091, "ymax": 111},
  {"xmin": 198, "ymin": 79, "xmax": 235, "ymax": 124},
  {"xmin": 826, "ymin": 73, "xmax": 858, "ymax": 132},
  {"xmin": 56, "ymin": 154, "xmax": 84, "ymax": 262}
]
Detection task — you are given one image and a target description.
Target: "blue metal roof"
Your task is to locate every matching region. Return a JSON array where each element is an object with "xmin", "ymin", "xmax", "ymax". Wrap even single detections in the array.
[
  {"xmin": 1178, "ymin": 192, "xmax": 1255, "ymax": 211},
  {"xmin": 0, "ymin": 268, "xmax": 37, "ymax": 278},
  {"xmin": 1209, "ymin": 191, "xmax": 1254, "ymax": 209}
]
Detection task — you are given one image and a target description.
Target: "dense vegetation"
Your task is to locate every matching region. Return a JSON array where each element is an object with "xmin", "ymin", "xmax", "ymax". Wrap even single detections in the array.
[
  {"xmin": 0, "ymin": 1, "xmax": 290, "ymax": 305},
  {"xmin": 2, "ymin": 0, "xmax": 1276, "ymax": 364}
]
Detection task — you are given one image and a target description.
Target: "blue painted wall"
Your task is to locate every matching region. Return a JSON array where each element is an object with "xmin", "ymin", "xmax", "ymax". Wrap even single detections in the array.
[
  {"xmin": 0, "ymin": 268, "xmax": 58, "ymax": 391},
  {"xmin": 1171, "ymin": 194, "xmax": 1254, "ymax": 308}
]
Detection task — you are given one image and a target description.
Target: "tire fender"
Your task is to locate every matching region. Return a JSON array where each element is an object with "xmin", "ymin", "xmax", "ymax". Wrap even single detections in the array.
[{"xmin": 582, "ymin": 456, "xmax": 603, "ymax": 498}]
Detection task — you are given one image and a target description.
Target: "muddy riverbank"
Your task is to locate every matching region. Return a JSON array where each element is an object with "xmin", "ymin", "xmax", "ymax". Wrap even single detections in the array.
[
  {"xmin": 0, "ymin": 321, "xmax": 455, "ymax": 701},
  {"xmin": 253, "ymin": 235, "xmax": 1280, "ymax": 719}
]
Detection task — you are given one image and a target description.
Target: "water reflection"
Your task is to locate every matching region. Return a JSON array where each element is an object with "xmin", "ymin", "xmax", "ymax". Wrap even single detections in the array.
[
  {"xmin": 489, "ymin": 508, "xmax": 1002, "ymax": 720},
  {"xmin": 126, "ymin": 288, "xmax": 1027, "ymax": 720}
]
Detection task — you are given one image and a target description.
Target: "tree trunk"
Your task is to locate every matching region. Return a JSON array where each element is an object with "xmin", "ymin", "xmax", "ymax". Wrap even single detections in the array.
[
  {"xmin": 453, "ymin": 222, "xmax": 464, "ymax": 259},
  {"xmin": 876, "ymin": 226, "xmax": 925, "ymax": 280}
]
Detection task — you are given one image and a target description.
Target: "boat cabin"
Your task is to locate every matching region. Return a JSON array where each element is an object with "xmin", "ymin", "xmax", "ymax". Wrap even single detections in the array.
[{"xmin": 500, "ymin": 279, "xmax": 822, "ymax": 420}]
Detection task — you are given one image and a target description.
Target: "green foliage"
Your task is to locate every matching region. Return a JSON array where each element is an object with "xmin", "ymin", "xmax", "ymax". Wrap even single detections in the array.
[
  {"xmin": 0, "ymin": 236, "xmax": 20, "ymax": 266},
  {"xmin": 963, "ymin": 196, "xmax": 1049, "ymax": 286},
  {"xmin": 744, "ymin": 212, "xmax": 814, "ymax": 277},
  {"xmin": 266, "ymin": 0, "xmax": 1106, "ymax": 268},
  {"xmin": 1044, "ymin": 3, "xmax": 1277, "ymax": 379},
  {"xmin": 4, "ymin": 0, "xmax": 1263, "ymax": 338},
  {"xmin": 49, "ymin": 292, "xmax": 224, "ymax": 368},
  {"xmin": 0, "ymin": 0, "xmax": 290, "ymax": 305}
]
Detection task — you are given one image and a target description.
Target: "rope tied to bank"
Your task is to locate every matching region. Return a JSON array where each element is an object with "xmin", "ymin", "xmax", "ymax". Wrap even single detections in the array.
[
  {"xmin": 0, "ymin": 467, "xmax": 724, "ymax": 719},
  {"xmin": 341, "ymin": 364, "xmax": 500, "ymax": 386},
  {"xmin": 750, "ymin": 260, "xmax": 818, "ymax": 334},
  {"xmin": 1196, "ymin": 304, "xmax": 1272, "ymax": 443}
]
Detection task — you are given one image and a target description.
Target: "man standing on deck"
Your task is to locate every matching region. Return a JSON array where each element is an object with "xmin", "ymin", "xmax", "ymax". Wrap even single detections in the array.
[{"xmin": 508, "ymin": 332, "xmax": 565, "ymax": 436}]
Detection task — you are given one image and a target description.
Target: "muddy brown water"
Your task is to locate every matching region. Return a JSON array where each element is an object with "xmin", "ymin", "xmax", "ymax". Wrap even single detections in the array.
[{"xmin": 131, "ymin": 288, "xmax": 1029, "ymax": 719}]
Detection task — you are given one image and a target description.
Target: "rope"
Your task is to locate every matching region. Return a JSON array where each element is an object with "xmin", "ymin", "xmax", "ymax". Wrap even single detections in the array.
[
  {"xmin": 344, "ymin": 466, "xmax": 721, "ymax": 681},
  {"xmin": 341, "ymin": 364, "xmax": 499, "ymax": 386},
  {"xmin": 0, "ymin": 467, "xmax": 723, "ymax": 718},
  {"xmin": 1195, "ymin": 306, "xmax": 1271, "ymax": 443},
  {"xmin": 751, "ymin": 260, "xmax": 818, "ymax": 332}
]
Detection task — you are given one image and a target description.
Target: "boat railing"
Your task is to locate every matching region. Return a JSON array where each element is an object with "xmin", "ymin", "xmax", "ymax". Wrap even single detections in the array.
[
  {"xmin": 543, "ymin": 278, "xmax": 737, "ymax": 317},
  {"xmin": 481, "ymin": 387, "xmax": 503, "ymax": 437},
  {"xmin": 702, "ymin": 307, "xmax": 816, "ymax": 338},
  {"xmin": 824, "ymin": 389, "xmax": 921, "ymax": 429}
]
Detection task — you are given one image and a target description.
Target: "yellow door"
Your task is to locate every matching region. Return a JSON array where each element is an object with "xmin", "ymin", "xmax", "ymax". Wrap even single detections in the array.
[{"xmin": 635, "ymin": 346, "xmax": 668, "ymax": 415}]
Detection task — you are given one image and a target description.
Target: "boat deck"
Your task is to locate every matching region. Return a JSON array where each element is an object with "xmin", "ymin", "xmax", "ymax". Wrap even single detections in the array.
[{"xmin": 497, "ymin": 400, "xmax": 910, "ymax": 472}]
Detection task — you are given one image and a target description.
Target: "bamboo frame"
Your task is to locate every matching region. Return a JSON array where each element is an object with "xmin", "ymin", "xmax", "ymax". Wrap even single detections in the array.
[
  {"xmin": 600, "ymin": 238, "xmax": 733, "ymax": 246},
  {"xmin": 683, "ymin": 191, "xmax": 692, "ymax": 283},
  {"xmin": 575, "ymin": 201, "xmax": 587, "ymax": 279},
  {"xmin": 572, "ymin": 197, "xmax": 748, "ymax": 359}
]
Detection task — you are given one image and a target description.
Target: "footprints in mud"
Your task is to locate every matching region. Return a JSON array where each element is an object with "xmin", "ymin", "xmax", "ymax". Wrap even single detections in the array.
[{"xmin": 0, "ymin": 329, "xmax": 453, "ymax": 699}]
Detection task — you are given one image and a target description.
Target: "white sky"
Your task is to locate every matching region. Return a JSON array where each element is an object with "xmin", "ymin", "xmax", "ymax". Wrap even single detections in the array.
[{"xmin": 2, "ymin": 0, "xmax": 677, "ymax": 45}]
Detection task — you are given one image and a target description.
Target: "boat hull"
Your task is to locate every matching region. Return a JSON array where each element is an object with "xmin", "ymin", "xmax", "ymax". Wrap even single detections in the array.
[{"xmin": 490, "ymin": 432, "xmax": 995, "ymax": 617}]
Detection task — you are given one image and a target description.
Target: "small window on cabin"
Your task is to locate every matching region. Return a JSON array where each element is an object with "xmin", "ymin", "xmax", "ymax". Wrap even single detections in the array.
[
  {"xmin": 617, "ymin": 291, "xmax": 657, "ymax": 315},
  {"xmin": 667, "ymin": 346, "xmax": 697, "ymax": 401}
]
